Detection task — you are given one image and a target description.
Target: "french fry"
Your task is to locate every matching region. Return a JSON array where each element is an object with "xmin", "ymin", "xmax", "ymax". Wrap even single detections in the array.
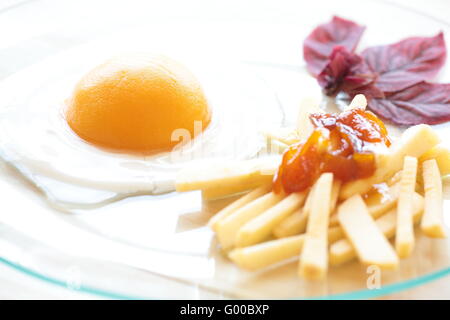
[
  {"xmin": 419, "ymin": 144, "xmax": 450, "ymax": 177},
  {"xmin": 274, "ymin": 180, "xmax": 341, "ymax": 237},
  {"xmin": 421, "ymin": 159, "xmax": 447, "ymax": 238},
  {"xmin": 208, "ymin": 185, "xmax": 271, "ymax": 231},
  {"xmin": 230, "ymin": 225, "xmax": 345, "ymax": 271},
  {"xmin": 346, "ymin": 94, "xmax": 367, "ymax": 110},
  {"xmin": 267, "ymin": 138, "xmax": 289, "ymax": 154},
  {"xmin": 297, "ymin": 97, "xmax": 320, "ymax": 140},
  {"xmin": 330, "ymin": 192, "xmax": 424, "ymax": 266},
  {"xmin": 273, "ymin": 208, "xmax": 307, "ymax": 238},
  {"xmin": 330, "ymin": 181, "xmax": 399, "ymax": 227},
  {"xmin": 340, "ymin": 124, "xmax": 440, "ymax": 200},
  {"xmin": 299, "ymin": 173, "xmax": 333, "ymax": 280},
  {"xmin": 328, "ymin": 226, "xmax": 345, "ymax": 243},
  {"xmin": 387, "ymin": 170, "xmax": 403, "ymax": 186},
  {"xmin": 229, "ymin": 234, "xmax": 305, "ymax": 271},
  {"xmin": 175, "ymin": 156, "xmax": 279, "ymax": 193},
  {"xmin": 365, "ymin": 182, "xmax": 400, "ymax": 218},
  {"xmin": 327, "ymin": 216, "xmax": 339, "ymax": 229},
  {"xmin": 302, "ymin": 181, "xmax": 318, "ymax": 215},
  {"xmin": 228, "ymin": 188, "xmax": 427, "ymax": 271},
  {"xmin": 396, "ymin": 156, "xmax": 418, "ymax": 258},
  {"xmin": 236, "ymin": 192, "xmax": 306, "ymax": 247},
  {"xmin": 272, "ymin": 183, "xmax": 316, "ymax": 238},
  {"xmin": 263, "ymin": 127, "xmax": 300, "ymax": 146},
  {"xmin": 327, "ymin": 180, "xmax": 342, "ymax": 226},
  {"xmin": 216, "ymin": 192, "xmax": 284, "ymax": 250},
  {"xmin": 337, "ymin": 195, "xmax": 399, "ymax": 269},
  {"xmin": 328, "ymin": 239, "xmax": 357, "ymax": 266},
  {"xmin": 202, "ymin": 181, "xmax": 271, "ymax": 200},
  {"xmin": 329, "ymin": 180, "xmax": 342, "ymax": 213}
]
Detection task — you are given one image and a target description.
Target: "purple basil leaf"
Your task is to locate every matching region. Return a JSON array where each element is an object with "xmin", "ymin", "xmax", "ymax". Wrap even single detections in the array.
[
  {"xmin": 362, "ymin": 33, "xmax": 446, "ymax": 92},
  {"xmin": 368, "ymin": 82, "xmax": 450, "ymax": 125},
  {"xmin": 304, "ymin": 16, "xmax": 366, "ymax": 76},
  {"xmin": 318, "ymin": 46, "xmax": 378, "ymax": 96},
  {"xmin": 345, "ymin": 83, "xmax": 385, "ymax": 100}
]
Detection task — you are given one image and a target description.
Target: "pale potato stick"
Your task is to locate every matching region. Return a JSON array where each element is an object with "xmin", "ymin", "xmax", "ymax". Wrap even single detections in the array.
[
  {"xmin": 302, "ymin": 182, "xmax": 317, "ymax": 215},
  {"xmin": 263, "ymin": 127, "xmax": 300, "ymax": 146},
  {"xmin": 274, "ymin": 210, "xmax": 348, "ymax": 241},
  {"xmin": 416, "ymin": 145, "xmax": 450, "ymax": 189},
  {"xmin": 329, "ymin": 180, "xmax": 342, "ymax": 213},
  {"xmin": 202, "ymin": 180, "xmax": 271, "ymax": 200},
  {"xmin": 216, "ymin": 192, "xmax": 284, "ymax": 250},
  {"xmin": 337, "ymin": 195, "xmax": 399, "ymax": 269},
  {"xmin": 297, "ymin": 97, "xmax": 320, "ymax": 140},
  {"xmin": 230, "ymin": 225, "xmax": 345, "ymax": 271},
  {"xmin": 381, "ymin": 194, "xmax": 424, "ymax": 237},
  {"xmin": 273, "ymin": 178, "xmax": 319, "ymax": 238},
  {"xmin": 299, "ymin": 238, "xmax": 326, "ymax": 280},
  {"xmin": 275, "ymin": 180, "xmax": 340, "ymax": 236},
  {"xmin": 396, "ymin": 156, "xmax": 418, "ymax": 258},
  {"xmin": 229, "ymin": 234, "xmax": 305, "ymax": 271},
  {"xmin": 419, "ymin": 144, "xmax": 450, "ymax": 177},
  {"xmin": 328, "ymin": 180, "xmax": 342, "ymax": 227},
  {"xmin": 387, "ymin": 170, "xmax": 402, "ymax": 186},
  {"xmin": 299, "ymin": 173, "xmax": 333, "ymax": 280},
  {"xmin": 268, "ymin": 138, "xmax": 289, "ymax": 154},
  {"xmin": 235, "ymin": 192, "xmax": 306, "ymax": 247},
  {"xmin": 346, "ymin": 94, "xmax": 367, "ymax": 110},
  {"xmin": 273, "ymin": 208, "xmax": 308, "ymax": 238},
  {"xmin": 328, "ymin": 226, "xmax": 345, "ymax": 243},
  {"xmin": 421, "ymin": 159, "xmax": 447, "ymax": 238},
  {"xmin": 330, "ymin": 192, "xmax": 424, "ymax": 266},
  {"xmin": 328, "ymin": 214, "xmax": 339, "ymax": 228},
  {"xmin": 175, "ymin": 156, "xmax": 279, "ymax": 192},
  {"xmin": 208, "ymin": 185, "xmax": 271, "ymax": 231},
  {"xmin": 365, "ymin": 183, "xmax": 400, "ymax": 219},
  {"xmin": 328, "ymin": 239, "xmax": 356, "ymax": 266},
  {"xmin": 340, "ymin": 124, "xmax": 440, "ymax": 200},
  {"xmin": 329, "ymin": 182, "xmax": 400, "ymax": 227}
]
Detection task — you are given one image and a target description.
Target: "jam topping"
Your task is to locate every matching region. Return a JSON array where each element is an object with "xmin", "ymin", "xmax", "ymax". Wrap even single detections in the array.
[{"xmin": 273, "ymin": 108, "xmax": 391, "ymax": 194}]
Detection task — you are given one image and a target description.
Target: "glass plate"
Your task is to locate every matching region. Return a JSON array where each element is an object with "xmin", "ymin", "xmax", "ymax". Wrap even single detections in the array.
[{"xmin": 0, "ymin": 0, "xmax": 449, "ymax": 299}]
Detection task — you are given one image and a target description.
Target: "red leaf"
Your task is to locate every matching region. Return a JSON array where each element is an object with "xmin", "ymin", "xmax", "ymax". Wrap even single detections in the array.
[
  {"xmin": 362, "ymin": 33, "xmax": 446, "ymax": 92},
  {"xmin": 318, "ymin": 46, "xmax": 379, "ymax": 96},
  {"xmin": 303, "ymin": 16, "xmax": 365, "ymax": 76},
  {"xmin": 368, "ymin": 82, "xmax": 450, "ymax": 125},
  {"xmin": 346, "ymin": 83, "xmax": 384, "ymax": 100}
]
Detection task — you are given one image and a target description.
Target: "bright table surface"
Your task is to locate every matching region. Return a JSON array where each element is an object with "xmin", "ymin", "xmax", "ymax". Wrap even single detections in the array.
[{"xmin": 0, "ymin": 0, "xmax": 449, "ymax": 299}]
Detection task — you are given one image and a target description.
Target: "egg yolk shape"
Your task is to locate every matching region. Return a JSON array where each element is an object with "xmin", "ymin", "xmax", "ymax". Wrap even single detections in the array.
[{"xmin": 65, "ymin": 54, "xmax": 211, "ymax": 154}]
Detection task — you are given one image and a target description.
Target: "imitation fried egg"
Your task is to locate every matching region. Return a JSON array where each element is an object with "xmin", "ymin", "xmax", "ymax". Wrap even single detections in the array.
[{"xmin": 0, "ymin": 44, "xmax": 282, "ymax": 208}]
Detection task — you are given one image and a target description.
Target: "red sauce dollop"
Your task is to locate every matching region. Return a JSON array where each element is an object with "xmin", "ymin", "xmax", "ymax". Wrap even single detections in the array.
[{"xmin": 273, "ymin": 108, "xmax": 391, "ymax": 194}]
